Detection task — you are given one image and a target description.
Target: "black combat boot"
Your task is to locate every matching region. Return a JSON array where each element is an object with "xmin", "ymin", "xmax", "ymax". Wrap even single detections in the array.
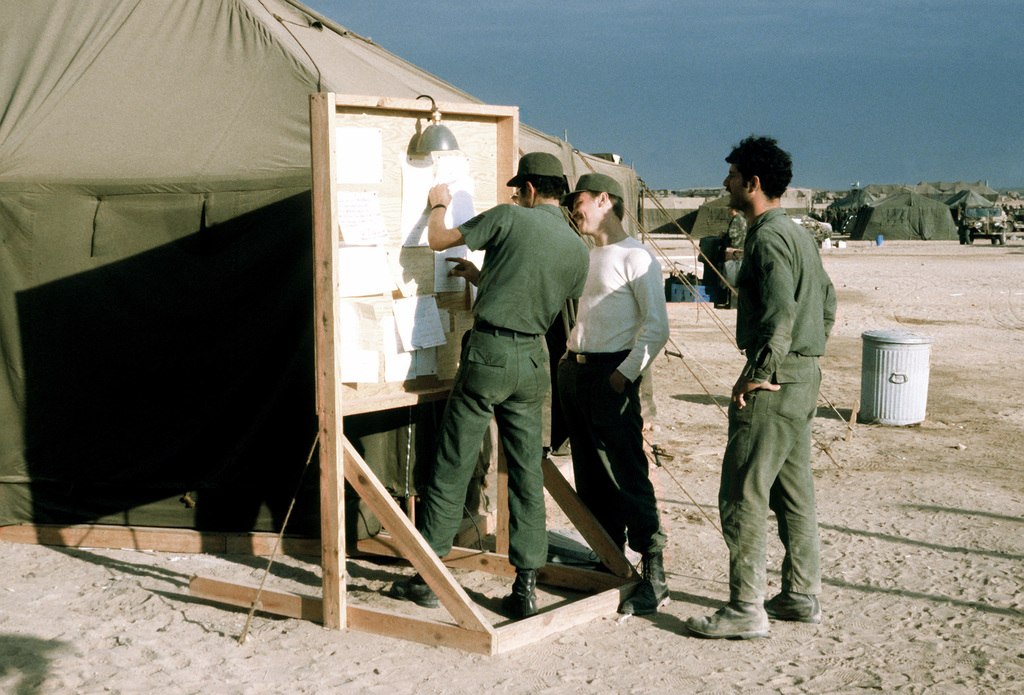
[
  {"xmin": 619, "ymin": 551, "xmax": 669, "ymax": 615},
  {"xmin": 386, "ymin": 573, "xmax": 439, "ymax": 609},
  {"xmin": 502, "ymin": 568, "xmax": 538, "ymax": 619}
]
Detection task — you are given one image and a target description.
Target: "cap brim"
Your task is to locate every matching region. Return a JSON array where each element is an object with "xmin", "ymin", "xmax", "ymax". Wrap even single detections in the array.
[
  {"xmin": 507, "ymin": 174, "xmax": 527, "ymax": 187},
  {"xmin": 560, "ymin": 191, "xmax": 581, "ymax": 207}
]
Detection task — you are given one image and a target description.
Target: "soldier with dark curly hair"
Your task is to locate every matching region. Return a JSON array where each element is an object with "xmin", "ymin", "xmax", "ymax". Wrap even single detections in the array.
[{"xmin": 684, "ymin": 136, "xmax": 836, "ymax": 639}]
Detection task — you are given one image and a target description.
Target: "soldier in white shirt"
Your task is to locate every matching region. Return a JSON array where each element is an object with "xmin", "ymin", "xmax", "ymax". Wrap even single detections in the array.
[{"xmin": 558, "ymin": 173, "xmax": 671, "ymax": 615}]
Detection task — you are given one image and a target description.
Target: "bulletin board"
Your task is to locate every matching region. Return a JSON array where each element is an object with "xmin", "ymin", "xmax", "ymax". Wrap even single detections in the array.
[
  {"xmin": 186, "ymin": 94, "xmax": 635, "ymax": 655},
  {"xmin": 309, "ymin": 93, "xmax": 518, "ymax": 416}
]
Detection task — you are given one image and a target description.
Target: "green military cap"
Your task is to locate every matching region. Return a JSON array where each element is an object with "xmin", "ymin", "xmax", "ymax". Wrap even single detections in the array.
[
  {"xmin": 561, "ymin": 173, "xmax": 624, "ymax": 206},
  {"xmin": 507, "ymin": 152, "xmax": 564, "ymax": 187}
]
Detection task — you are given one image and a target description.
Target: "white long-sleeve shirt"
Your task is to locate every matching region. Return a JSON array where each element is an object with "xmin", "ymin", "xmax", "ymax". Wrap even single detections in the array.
[{"xmin": 567, "ymin": 236, "xmax": 670, "ymax": 381}]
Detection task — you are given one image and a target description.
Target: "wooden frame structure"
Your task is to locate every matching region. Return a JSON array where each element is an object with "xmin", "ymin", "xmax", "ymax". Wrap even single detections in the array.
[{"xmin": 0, "ymin": 93, "xmax": 638, "ymax": 655}]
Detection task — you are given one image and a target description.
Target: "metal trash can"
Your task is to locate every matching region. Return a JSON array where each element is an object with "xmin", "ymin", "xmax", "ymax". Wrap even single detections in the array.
[{"xmin": 859, "ymin": 329, "xmax": 933, "ymax": 425}]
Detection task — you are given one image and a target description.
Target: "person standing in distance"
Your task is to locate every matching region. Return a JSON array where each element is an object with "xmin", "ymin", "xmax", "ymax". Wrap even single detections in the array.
[
  {"xmin": 387, "ymin": 152, "xmax": 590, "ymax": 620},
  {"xmin": 558, "ymin": 173, "xmax": 671, "ymax": 615},
  {"xmin": 684, "ymin": 136, "xmax": 836, "ymax": 639}
]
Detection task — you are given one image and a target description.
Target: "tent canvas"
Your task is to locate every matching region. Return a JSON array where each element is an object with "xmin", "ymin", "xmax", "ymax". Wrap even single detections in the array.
[
  {"xmin": 945, "ymin": 189, "xmax": 993, "ymax": 210},
  {"xmin": 847, "ymin": 191, "xmax": 957, "ymax": 241},
  {"xmin": 0, "ymin": 0, "xmax": 637, "ymax": 531},
  {"xmin": 690, "ymin": 189, "xmax": 814, "ymax": 239},
  {"xmin": 828, "ymin": 186, "xmax": 899, "ymax": 211},
  {"xmin": 915, "ymin": 181, "xmax": 998, "ymax": 202}
]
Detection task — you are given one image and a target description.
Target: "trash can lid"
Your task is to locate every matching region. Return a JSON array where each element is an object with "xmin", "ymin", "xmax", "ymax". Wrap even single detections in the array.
[{"xmin": 861, "ymin": 328, "xmax": 934, "ymax": 345}]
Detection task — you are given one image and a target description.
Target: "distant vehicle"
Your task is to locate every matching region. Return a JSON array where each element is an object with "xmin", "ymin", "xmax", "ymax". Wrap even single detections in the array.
[{"xmin": 962, "ymin": 206, "xmax": 1009, "ymax": 245}]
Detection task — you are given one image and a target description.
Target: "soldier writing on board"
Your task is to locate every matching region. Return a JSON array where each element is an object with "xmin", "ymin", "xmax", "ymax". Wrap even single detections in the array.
[{"xmin": 387, "ymin": 152, "xmax": 590, "ymax": 619}]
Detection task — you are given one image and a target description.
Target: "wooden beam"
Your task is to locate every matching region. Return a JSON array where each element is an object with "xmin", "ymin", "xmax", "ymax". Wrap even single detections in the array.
[
  {"xmin": 189, "ymin": 576, "xmax": 324, "ymax": 623},
  {"xmin": 343, "ymin": 439, "xmax": 494, "ymax": 635},
  {"xmin": 493, "ymin": 586, "xmax": 626, "ymax": 654},
  {"xmin": 341, "ymin": 387, "xmax": 451, "ymax": 415},
  {"xmin": 538, "ymin": 566, "xmax": 636, "ymax": 594},
  {"xmin": 0, "ymin": 524, "xmax": 320, "ymax": 557},
  {"xmin": 310, "ymin": 91, "xmax": 345, "ymax": 630},
  {"xmin": 357, "ymin": 536, "xmax": 514, "ymax": 576},
  {"xmin": 325, "ymin": 93, "xmax": 517, "ymax": 120},
  {"xmin": 846, "ymin": 400, "xmax": 860, "ymax": 441},
  {"xmin": 541, "ymin": 457, "xmax": 635, "ymax": 578},
  {"xmin": 358, "ymin": 535, "xmax": 630, "ymax": 592},
  {"xmin": 347, "ymin": 607, "xmax": 494, "ymax": 655},
  {"xmin": 451, "ymin": 512, "xmax": 494, "ymax": 550}
]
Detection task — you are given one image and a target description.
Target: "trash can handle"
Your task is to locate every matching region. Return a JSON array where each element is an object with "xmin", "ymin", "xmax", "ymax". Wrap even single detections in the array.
[{"xmin": 889, "ymin": 373, "xmax": 908, "ymax": 384}]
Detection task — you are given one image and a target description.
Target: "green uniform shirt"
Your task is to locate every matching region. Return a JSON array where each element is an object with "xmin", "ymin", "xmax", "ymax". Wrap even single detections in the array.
[
  {"xmin": 459, "ymin": 203, "xmax": 589, "ymax": 335},
  {"xmin": 736, "ymin": 208, "xmax": 837, "ymax": 383}
]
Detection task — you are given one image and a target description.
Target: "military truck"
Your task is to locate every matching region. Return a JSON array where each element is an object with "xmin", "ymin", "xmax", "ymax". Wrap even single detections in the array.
[{"xmin": 961, "ymin": 206, "xmax": 1010, "ymax": 245}]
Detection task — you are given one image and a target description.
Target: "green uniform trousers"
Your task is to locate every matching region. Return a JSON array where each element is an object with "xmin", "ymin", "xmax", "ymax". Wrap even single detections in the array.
[
  {"xmin": 420, "ymin": 327, "xmax": 549, "ymax": 570},
  {"xmin": 720, "ymin": 353, "xmax": 822, "ymax": 603}
]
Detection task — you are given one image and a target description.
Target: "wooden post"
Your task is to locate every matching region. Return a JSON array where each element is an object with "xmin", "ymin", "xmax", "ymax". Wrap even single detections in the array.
[{"xmin": 310, "ymin": 92, "xmax": 345, "ymax": 629}]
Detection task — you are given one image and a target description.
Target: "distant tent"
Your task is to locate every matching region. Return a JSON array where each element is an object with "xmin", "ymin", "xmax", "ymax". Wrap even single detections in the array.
[
  {"xmin": 945, "ymin": 189, "xmax": 994, "ymax": 210},
  {"xmin": 829, "ymin": 185, "xmax": 911, "ymax": 210},
  {"xmin": 645, "ymin": 208, "xmax": 697, "ymax": 235},
  {"xmin": 847, "ymin": 191, "xmax": 957, "ymax": 241},
  {"xmin": 916, "ymin": 181, "xmax": 998, "ymax": 202},
  {"xmin": 689, "ymin": 196, "xmax": 733, "ymax": 238},
  {"xmin": 0, "ymin": 0, "xmax": 638, "ymax": 529}
]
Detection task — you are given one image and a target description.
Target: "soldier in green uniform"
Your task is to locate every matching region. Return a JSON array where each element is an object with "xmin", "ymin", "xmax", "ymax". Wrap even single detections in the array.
[
  {"xmin": 684, "ymin": 136, "xmax": 836, "ymax": 639},
  {"xmin": 387, "ymin": 153, "xmax": 590, "ymax": 619}
]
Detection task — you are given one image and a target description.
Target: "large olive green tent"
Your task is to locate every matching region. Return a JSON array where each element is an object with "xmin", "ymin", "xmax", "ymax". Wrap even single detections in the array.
[
  {"xmin": 0, "ymin": 0, "xmax": 637, "ymax": 531},
  {"xmin": 847, "ymin": 191, "xmax": 957, "ymax": 241}
]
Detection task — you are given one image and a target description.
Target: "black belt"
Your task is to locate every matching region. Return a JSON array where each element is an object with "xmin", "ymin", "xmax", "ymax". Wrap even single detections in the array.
[
  {"xmin": 474, "ymin": 321, "xmax": 539, "ymax": 339},
  {"xmin": 566, "ymin": 350, "xmax": 630, "ymax": 365}
]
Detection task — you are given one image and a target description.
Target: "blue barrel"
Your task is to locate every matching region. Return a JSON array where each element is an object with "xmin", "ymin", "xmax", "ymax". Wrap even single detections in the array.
[{"xmin": 859, "ymin": 329, "xmax": 933, "ymax": 425}]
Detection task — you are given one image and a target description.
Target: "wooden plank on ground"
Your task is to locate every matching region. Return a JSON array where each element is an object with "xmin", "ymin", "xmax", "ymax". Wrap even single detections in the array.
[
  {"xmin": 0, "ymin": 524, "xmax": 320, "ymax": 557},
  {"xmin": 357, "ymin": 536, "xmax": 515, "ymax": 577},
  {"xmin": 493, "ymin": 586, "xmax": 625, "ymax": 654},
  {"xmin": 538, "ymin": 565, "xmax": 636, "ymax": 594},
  {"xmin": 347, "ymin": 607, "xmax": 494, "ymax": 655},
  {"xmin": 358, "ymin": 535, "xmax": 627, "ymax": 592},
  {"xmin": 189, "ymin": 576, "xmax": 324, "ymax": 623},
  {"xmin": 541, "ymin": 457, "xmax": 635, "ymax": 578}
]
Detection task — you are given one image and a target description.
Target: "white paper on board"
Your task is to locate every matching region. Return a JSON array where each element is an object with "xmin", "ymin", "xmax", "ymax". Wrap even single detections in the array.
[
  {"xmin": 401, "ymin": 155, "xmax": 435, "ymax": 247},
  {"xmin": 435, "ymin": 154, "xmax": 476, "ymax": 228},
  {"xmin": 339, "ymin": 349, "xmax": 379, "ymax": 383},
  {"xmin": 381, "ymin": 316, "xmax": 416, "ymax": 382},
  {"xmin": 337, "ymin": 300, "xmax": 381, "ymax": 350},
  {"xmin": 417, "ymin": 347, "xmax": 438, "ymax": 376},
  {"xmin": 336, "ymin": 191, "xmax": 389, "ymax": 245},
  {"xmin": 435, "ymin": 245, "xmax": 468, "ymax": 293},
  {"xmin": 335, "ymin": 127, "xmax": 383, "ymax": 184},
  {"xmin": 392, "ymin": 295, "xmax": 447, "ymax": 352},
  {"xmin": 336, "ymin": 246, "xmax": 397, "ymax": 297}
]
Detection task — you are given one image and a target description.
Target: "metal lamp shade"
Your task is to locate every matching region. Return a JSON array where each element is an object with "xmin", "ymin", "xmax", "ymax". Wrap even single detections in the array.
[{"xmin": 415, "ymin": 123, "xmax": 459, "ymax": 153}]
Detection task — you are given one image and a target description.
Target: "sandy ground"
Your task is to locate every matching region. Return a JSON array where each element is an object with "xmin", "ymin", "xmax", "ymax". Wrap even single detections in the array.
[{"xmin": 1, "ymin": 239, "xmax": 1023, "ymax": 694}]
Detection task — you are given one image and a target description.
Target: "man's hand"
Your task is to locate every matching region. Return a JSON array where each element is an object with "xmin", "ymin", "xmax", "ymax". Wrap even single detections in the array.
[
  {"xmin": 446, "ymin": 258, "xmax": 480, "ymax": 285},
  {"xmin": 731, "ymin": 376, "xmax": 780, "ymax": 409},
  {"xmin": 428, "ymin": 183, "xmax": 452, "ymax": 209},
  {"xmin": 609, "ymin": 369, "xmax": 629, "ymax": 394}
]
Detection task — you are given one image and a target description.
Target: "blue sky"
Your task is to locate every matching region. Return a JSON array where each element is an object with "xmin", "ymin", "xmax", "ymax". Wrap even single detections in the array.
[{"xmin": 306, "ymin": 1, "xmax": 1024, "ymax": 190}]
